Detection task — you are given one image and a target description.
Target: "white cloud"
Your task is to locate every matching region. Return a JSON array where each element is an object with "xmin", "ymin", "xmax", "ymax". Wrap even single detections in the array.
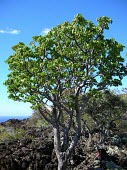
[
  {"xmin": 41, "ymin": 28, "xmax": 50, "ymax": 35},
  {"xmin": 0, "ymin": 28, "xmax": 20, "ymax": 35}
]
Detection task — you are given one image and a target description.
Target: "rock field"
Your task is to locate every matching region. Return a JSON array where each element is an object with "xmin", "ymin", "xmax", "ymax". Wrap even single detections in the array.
[{"xmin": 0, "ymin": 118, "xmax": 127, "ymax": 170}]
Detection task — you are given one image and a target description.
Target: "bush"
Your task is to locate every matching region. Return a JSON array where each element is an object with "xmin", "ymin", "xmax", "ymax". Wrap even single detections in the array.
[
  {"xmin": 0, "ymin": 127, "xmax": 25, "ymax": 142},
  {"xmin": 27, "ymin": 110, "xmax": 49, "ymax": 127}
]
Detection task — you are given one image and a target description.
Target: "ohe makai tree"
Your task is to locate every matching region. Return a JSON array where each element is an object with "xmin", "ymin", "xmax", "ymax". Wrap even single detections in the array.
[{"xmin": 4, "ymin": 14, "xmax": 127, "ymax": 170}]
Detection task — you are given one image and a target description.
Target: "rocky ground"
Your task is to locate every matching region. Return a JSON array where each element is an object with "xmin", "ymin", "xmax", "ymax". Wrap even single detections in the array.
[{"xmin": 0, "ymin": 118, "xmax": 127, "ymax": 170}]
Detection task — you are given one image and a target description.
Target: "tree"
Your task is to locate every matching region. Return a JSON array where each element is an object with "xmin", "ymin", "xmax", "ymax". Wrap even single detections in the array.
[
  {"xmin": 83, "ymin": 90, "xmax": 127, "ymax": 143},
  {"xmin": 4, "ymin": 14, "xmax": 127, "ymax": 170},
  {"xmin": 114, "ymin": 88, "xmax": 127, "ymax": 132}
]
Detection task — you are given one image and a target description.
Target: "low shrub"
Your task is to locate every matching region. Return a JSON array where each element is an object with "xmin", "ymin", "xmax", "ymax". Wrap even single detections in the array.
[{"xmin": 0, "ymin": 127, "xmax": 25, "ymax": 142}]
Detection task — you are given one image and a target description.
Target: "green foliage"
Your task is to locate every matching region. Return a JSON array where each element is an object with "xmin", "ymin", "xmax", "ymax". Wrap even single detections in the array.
[
  {"xmin": 27, "ymin": 110, "xmax": 49, "ymax": 127},
  {"xmin": 115, "ymin": 88, "xmax": 127, "ymax": 132},
  {"xmin": 4, "ymin": 14, "xmax": 127, "ymax": 112},
  {"xmin": 0, "ymin": 126, "xmax": 25, "ymax": 142},
  {"xmin": 119, "ymin": 88, "xmax": 127, "ymax": 102},
  {"xmin": 83, "ymin": 90, "xmax": 127, "ymax": 135}
]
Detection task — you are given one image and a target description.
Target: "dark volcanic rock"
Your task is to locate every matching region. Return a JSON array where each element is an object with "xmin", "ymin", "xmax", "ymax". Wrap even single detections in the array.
[
  {"xmin": 0, "ymin": 136, "xmax": 54, "ymax": 170},
  {"xmin": 0, "ymin": 118, "xmax": 127, "ymax": 169},
  {"xmin": 0, "ymin": 119, "xmax": 54, "ymax": 170}
]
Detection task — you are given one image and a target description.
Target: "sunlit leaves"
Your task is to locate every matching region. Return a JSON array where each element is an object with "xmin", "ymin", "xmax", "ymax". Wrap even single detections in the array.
[
  {"xmin": 97, "ymin": 16, "xmax": 112, "ymax": 30},
  {"xmin": 4, "ymin": 14, "xmax": 127, "ymax": 109}
]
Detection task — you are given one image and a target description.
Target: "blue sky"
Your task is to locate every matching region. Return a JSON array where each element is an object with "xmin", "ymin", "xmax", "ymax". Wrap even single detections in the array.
[{"xmin": 0, "ymin": 0, "xmax": 127, "ymax": 116}]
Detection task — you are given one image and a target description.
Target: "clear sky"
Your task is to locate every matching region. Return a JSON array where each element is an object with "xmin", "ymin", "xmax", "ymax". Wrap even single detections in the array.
[{"xmin": 0, "ymin": 0, "xmax": 127, "ymax": 117}]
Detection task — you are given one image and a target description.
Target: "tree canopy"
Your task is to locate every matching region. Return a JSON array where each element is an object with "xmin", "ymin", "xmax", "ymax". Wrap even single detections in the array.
[{"xmin": 5, "ymin": 14, "xmax": 127, "ymax": 109}]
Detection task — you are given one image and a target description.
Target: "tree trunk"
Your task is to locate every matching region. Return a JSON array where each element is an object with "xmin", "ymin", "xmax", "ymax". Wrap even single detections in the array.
[
  {"xmin": 52, "ymin": 104, "xmax": 82, "ymax": 170},
  {"xmin": 53, "ymin": 124, "xmax": 68, "ymax": 170},
  {"xmin": 58, "ymin": 159, "xmax": 67, "ymax": 170}
]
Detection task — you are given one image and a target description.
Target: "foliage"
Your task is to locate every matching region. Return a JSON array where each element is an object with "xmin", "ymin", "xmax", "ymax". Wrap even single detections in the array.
[
  {"xmin": 4, "ymin": 15, "xmax": 127, "ymax": 107},
  {"xmin": 115, "ymin": 88, "xmax": 127, "ymax": 132},
  {"xmin": 83, "ymin": 90, "xmax": 127, "ymax": 141},
  {"xmin": 4, "ymin": 14, "xmax": 127, "ymax": 169},
  {"xmin": 0, "ymin": 126, "xmax": 25, "ymax": 142},
  {"xmin": 27, "ymin": 110, "xmax": 49, "ymax": 127},
  {"xmin": 119, "ymin": 88, "xmax": 127, "ymax": 102}
]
